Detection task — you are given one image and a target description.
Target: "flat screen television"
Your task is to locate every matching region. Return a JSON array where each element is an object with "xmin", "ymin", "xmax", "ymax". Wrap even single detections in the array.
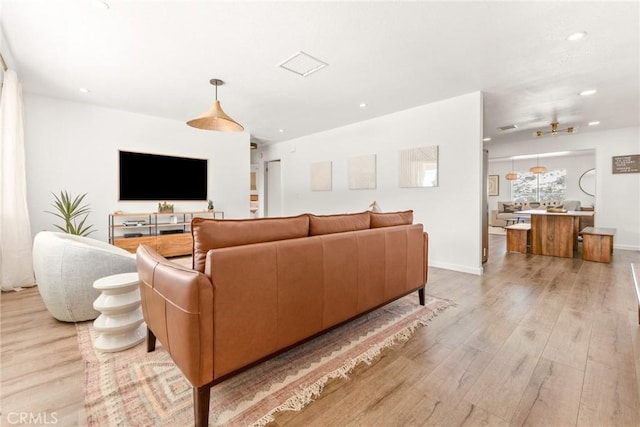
[{"xmin": 119, "ymin": 150, "xmax": 208, "ymax": 201}]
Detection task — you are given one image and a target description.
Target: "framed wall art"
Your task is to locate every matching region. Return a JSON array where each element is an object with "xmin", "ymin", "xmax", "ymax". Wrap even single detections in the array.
[
  {"xmin": 488, "ymin": 174, "xmax": 499, "ymax": 196},
  {"xmin": 399, "ymin": 145, "xmax": 438, "ymax": 188},
  {"xmin": 348, "ymin": 154, "xmax": 377, "ymax": 190},
  {"xmin": 310, "ymin": 161, "xmax": 332, "ymax": 191}
]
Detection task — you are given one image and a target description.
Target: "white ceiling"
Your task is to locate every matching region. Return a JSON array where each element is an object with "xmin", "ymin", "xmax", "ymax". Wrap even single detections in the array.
[{"xmin": 1, "ymin": 1, "xmax": 638, "ymax": 147}]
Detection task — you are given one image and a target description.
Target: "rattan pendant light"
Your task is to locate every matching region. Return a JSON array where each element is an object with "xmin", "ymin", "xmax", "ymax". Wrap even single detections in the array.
[
  {"xmin": 187, "ymin": 79, "xmax": 244, "ymax": 132},
  {"xmin": 505, "ymin": 158, "xmax": 519, "ymax": 180},
  {"xmin": 529, "ymin": 155, "xmax": 547, "ymax": 174}
]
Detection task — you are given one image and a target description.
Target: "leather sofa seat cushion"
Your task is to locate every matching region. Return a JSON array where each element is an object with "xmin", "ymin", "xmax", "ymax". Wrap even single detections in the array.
[
  {"xmin": 191, "ymin": 214, "xmax": 310, "ymax": 273},
  {"xmin": 309, "ymin": 211, "xmax": 371, "ymax": 236},
  {"xmin": 370, "ymin": 210, "xmax": 414, "ymax": 228}
]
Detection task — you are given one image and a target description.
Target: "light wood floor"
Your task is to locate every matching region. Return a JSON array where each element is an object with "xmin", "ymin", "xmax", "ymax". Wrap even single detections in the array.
[{"xmin": 1, "ymin": 235, "xmax": 639, "ymax": 426}]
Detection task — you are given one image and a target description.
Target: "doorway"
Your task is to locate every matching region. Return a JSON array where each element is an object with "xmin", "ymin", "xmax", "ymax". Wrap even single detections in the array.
[{"xmin": 265, "ymin": 160, "xmax": 282, "ymax": 217}]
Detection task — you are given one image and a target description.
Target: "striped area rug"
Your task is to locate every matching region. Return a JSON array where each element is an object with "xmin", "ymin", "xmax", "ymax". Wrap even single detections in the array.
[{"xmin": 78, "ymin": 293, "xmax": 454, "ymax": 426}]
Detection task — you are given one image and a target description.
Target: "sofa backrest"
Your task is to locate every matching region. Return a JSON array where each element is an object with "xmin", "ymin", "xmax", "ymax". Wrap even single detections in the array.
[
  {"xmin": 497, "ymin": 200, "xmax": 566, "ymax": 213},
  {"xmin": 191, "ymin": 210, "xmax": 416, "ymax": 273},
  {"xmin": 308, "ymin": 211, "xmax": 371, "ymax": 235},
  {"xmin": 370, "ymin": 210, "xmax": 414, "ymax": 228}
]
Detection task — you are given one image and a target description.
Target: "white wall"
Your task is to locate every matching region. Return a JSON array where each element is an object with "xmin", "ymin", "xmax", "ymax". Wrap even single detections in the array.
[
  {"xmin": 24, "ymin": 94, "xmax": 250, "ymax": 243},
  {"xmin": 258, "ymin": 92, "xmax": 484, "ymax": 275},
  {"xmin": 487, "ymin": 151, "xmax": 596, "ymax": 210},
  {"xmin": 487, "ymin": 127, "xmax": 640, "ymax": 250}
]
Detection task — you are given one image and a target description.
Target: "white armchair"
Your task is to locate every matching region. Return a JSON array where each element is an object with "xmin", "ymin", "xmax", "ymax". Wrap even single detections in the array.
[{"xmin": 32, "ymin": 231, "xmax": 137, "ymax": 322}]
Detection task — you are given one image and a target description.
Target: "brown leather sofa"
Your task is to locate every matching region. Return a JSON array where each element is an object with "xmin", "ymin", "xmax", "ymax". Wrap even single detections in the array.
[{"xmin": 136, "ymin": 210, "xmax": 428, "ymax": 426}]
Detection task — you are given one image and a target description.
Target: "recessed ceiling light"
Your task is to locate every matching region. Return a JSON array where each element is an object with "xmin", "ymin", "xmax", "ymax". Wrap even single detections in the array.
[
  {"xmin": 79, "ymin": 88, "xmax": 90, "ymax": 93},
  {"xmin": 483, "ymin": 137, "xmax": 491, "ymax": 142},
  {"xmin": 588, "ymin": 121, "xmax": 600, "ymax": 126},
  {"xmin": 580, "ymin": 89, "xmax": 597, "ymax": 96},
  {"xmin": 567, "ymin": 31, "xmax": 587, "ymax": 41},
  {"xmin": 359, "ymin": 103, "xmax": 367, "ymax": 108},
  {"xmin": 278, "ymin": 129, "xmax": 284, "ymax": 133},
  {"xmin": 91, "ymin": 0, "xmax": 110, "ymax": 10}
]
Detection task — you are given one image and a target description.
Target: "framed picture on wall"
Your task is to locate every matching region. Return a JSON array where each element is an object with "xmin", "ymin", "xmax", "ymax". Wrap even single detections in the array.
[
  {"xmin": 399, "ymin": 145, "xmax": 439, "ymax": 187},
  {"xmin": 488, "ymin": 175, "xmax": 499, "ymax": 196}
]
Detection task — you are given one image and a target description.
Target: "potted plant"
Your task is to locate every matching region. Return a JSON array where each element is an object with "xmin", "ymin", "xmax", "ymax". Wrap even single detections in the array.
[
  {"xmin": 207, "ymin": 200, "xmax": 214, "ymax": 212},
  {"xmin": 158, "ymin": 201, "xmax": 174, "ymax": 213},
  {"xmin": 46, "ymin": 190, "xmax": 96, "ymax": 236}
]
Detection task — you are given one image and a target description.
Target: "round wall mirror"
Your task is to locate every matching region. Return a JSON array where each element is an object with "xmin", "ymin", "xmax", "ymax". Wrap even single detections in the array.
[{"xmin": 579, "ymin": 168, "xmax": 596, "ymax": 197}]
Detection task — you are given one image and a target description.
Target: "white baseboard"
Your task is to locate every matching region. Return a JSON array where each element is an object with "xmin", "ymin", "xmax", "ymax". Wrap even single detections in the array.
[
  {"xmin": 614, "ymin": 244, "xmax": 640, "ymax": 252},
  {"xmin": 429, "ymin": 260, "xmax": 483, "ymax": 276}
]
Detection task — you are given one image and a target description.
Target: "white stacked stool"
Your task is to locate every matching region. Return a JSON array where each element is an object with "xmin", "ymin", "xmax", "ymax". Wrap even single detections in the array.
[{"xmin": 92, "ymin": 272, "xmax": 146, "ymax": 352}]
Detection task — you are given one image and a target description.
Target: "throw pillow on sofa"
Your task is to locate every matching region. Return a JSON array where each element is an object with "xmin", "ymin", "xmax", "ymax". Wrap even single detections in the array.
[{"xmin": 502, "ymin": 203, "xmax": 521, "ymax": 213}]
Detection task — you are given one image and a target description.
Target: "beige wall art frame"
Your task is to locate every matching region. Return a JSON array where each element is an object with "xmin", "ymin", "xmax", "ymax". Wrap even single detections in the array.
[
  {"xmin": 348, "ymin": 154, "xmax": 377, "ymax": 190},
  {"xmin": 488, "ymin": 174, "xmax": 499, "ymax": 196},
  {"xmin": 310, "ymin": 161, "xmax": 332, "ymax": 191},
  {"xmin": 399, "ymin": 145, "xmax": 439, "ymax": 188}
]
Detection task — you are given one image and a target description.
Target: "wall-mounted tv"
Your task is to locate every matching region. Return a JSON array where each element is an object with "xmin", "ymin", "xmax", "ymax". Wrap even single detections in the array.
[{"xmin": 119, "ymin": 150, "xmax": 208, "ymax": 201}]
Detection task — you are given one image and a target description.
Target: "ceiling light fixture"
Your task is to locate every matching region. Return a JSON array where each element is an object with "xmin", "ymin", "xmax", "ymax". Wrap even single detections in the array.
[
  {"xmin": 187, "ymin": 79, "xmax": 243, "ymax": 132},
  {"xmin": 588, "ymin": 121, "xmax": 600, "ymax": 126},
  {"xmin": 505, "ymin": 158, "xmax": 519, "ymax": 181},
  {"xmin": 536, "ymin": 122, "xmax": 574, "ymax": 137},
  {"xmin": 529, "ymin": 155, "xmax": 547, "ymax": 174},
  {"xmin": 567, "ymin": 31, "xmax": 587, "ymax": 41},
  {"xmin": 359, "ymin": 103, "xmax": 367, "ymax": 108},
  {"xmin": 483, "ymin": 137, "xmax": 491, "ymax": 142},
  {"xmin": 497, "ymin": 124, "xmax": 518, "ymax": 131},
  {"xmin": 91, "ymin": 0, "xmax": 110, "ymax": 10},
  {"xmin": 79, "ymin": 88, "xmax": 90, "ymax": 94},
  {"xmin": 579, "ymin": 89, "xmax": 597, "ymax": 96}
]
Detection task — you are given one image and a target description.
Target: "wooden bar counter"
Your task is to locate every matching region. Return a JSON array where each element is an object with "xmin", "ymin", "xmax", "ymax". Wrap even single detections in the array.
[{"xmin": 519, "ymin": 209, "xmax": 595, "ymax": 258}]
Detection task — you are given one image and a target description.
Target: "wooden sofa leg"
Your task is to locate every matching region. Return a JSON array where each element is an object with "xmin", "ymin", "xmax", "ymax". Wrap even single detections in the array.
[
  {"xmin": 194, "ymin": 385, "xmax": 211, "ymax": 427},
  {"xmin": 418, "ymin": 287, "xmax": 425, "ymax": 306},
  {"xmin": 147, "ymin": 327, "xmax": 156, "ymax": 352}
]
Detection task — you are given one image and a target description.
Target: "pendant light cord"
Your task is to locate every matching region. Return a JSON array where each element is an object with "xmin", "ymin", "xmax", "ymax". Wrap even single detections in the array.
[{"xmin": 0, "ymin": 52, "xmax": 8, "ymax": 72}]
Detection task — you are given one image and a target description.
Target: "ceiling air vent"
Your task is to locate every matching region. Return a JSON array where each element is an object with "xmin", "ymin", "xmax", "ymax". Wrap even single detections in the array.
[
  {"xmin": 497, "ymin": 124, "xmax": 518, "ymax": 131},
  {"xmin": 279, "ymin": 51, "xmax": 328, "ymax": 77}
]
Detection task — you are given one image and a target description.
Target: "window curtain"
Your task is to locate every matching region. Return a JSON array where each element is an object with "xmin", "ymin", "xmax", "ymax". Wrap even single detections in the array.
[{"xmin": 1, "ymin": 69, "xmax": 35, "ymax": 291}]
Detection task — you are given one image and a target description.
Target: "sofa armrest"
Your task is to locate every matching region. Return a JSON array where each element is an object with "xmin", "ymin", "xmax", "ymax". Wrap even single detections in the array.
[{"xmin": 136, "ymin": 245, "xmax": 214, "ymax": 387}]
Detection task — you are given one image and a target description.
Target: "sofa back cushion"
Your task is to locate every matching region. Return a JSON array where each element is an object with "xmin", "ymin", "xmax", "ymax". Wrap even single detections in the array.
[
  {"xmin": 191, "ymin": 214, "xmax": 310, "ymax": 272},
  {"xmin": 370, "ymin": 210, "xmax": 414, "ymax": 228},
  {"xmin": 309, "ymin": 212, "xmax": 371, "ymax": 236}
]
